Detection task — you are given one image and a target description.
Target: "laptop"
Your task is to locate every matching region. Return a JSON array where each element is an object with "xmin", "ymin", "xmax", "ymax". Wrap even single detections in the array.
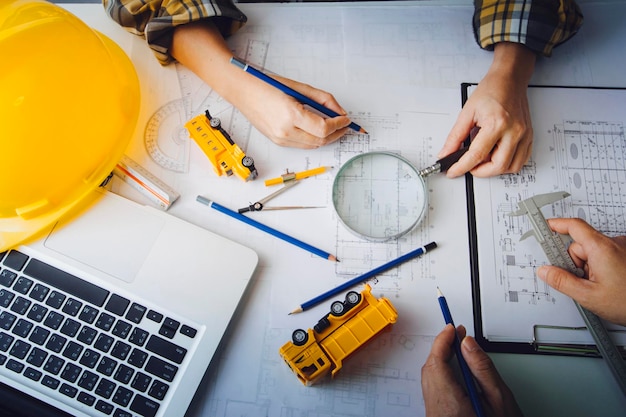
[{"xmin": 0, "ymin": 189, "xmax": 258, "ymax": 417}]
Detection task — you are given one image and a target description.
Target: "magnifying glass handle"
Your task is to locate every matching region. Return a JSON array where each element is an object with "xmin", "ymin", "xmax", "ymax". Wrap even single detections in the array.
[
  {"xmin": 437, "ymin": 146, "xmax": 469, "ymax": 172},
  {"xmin": 418, "ymin": 146, "xmax": 469, "ymax": 177},
  {"xmin": 428, "ymin": 126, "xmax": 479, "ymax": 175}
]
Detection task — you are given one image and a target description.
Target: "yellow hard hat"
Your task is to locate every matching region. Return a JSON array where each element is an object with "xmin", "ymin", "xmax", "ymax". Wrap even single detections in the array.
[{"xmin": 0, "ymin": 0, "xmax": 140, "ymax": 251}]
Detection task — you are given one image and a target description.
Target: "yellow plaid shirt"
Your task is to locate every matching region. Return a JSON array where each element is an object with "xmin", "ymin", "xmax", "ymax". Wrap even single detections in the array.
[
  {"xmin": 104, "ymin": 0, "xmax": 583, "ymax": 65},
  {"xmin": 474, "ymin": 0, "xmax": 583, "ymax": 57},
  {"xmin": 103, "ymin": 0, "xmax": 247, "ymax": 64}
]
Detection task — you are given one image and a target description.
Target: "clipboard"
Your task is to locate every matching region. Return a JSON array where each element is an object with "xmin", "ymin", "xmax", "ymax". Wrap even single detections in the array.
[{"xmin": 463, "ymin": 83, "xmax": 626, "ymax": 357}]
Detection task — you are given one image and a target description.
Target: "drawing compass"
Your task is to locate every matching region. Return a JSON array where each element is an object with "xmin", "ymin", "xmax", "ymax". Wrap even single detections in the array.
[
  {"xmin": 238, "ymin": 181, "xmax": 323, "ymax": 213},
  {"xmin": 510, "ymin": 191, "xmax": 626, "ymax": 395}
]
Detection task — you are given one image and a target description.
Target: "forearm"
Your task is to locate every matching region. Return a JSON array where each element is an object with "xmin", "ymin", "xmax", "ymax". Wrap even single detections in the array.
[
  {"xmin": 170, "ymin": 20, "xmax": 351, "ymax": 149},
  {"xmin": 171, "ymin": 22, "xmax": 243, "ymax": 100},
  {"xmin": 488, "ymin": 42, "xmax": 536, "ymax": 86},
  {"xmin": 170, "ymin": 22, "xmax": 279, "ymax": 118}
]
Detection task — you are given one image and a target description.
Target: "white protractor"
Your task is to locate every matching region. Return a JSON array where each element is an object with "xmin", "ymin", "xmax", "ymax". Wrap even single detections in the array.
[{"xmin": 143, "ymin": 39, "xmax": 270, "ymax": 173}]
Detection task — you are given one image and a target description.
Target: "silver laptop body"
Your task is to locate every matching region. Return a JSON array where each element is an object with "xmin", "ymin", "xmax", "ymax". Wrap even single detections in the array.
[{"xmin": 0, "ymin": 190, "xmax": 258, "ymax": 417}]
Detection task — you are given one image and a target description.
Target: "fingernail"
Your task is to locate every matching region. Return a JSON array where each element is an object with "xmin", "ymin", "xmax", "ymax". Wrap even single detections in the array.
[
  {"xmin": 461, "ymin": 335, "xmax": 481, "ymax": 353},
  {"xmin": 536, "ymin": 266, "xmax": 547, "ymax": 280}
]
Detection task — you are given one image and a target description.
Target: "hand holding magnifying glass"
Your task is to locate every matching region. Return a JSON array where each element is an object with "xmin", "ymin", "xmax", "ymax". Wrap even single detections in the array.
[{"xmin": 332, "ymin": 146, "xmax": 469, "ymax": 241}]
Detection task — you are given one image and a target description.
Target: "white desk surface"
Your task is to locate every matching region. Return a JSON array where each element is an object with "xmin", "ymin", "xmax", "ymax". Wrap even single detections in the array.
[{"xmin": 61, "ymin": 1, "xmax": 626, "ymax": 416}]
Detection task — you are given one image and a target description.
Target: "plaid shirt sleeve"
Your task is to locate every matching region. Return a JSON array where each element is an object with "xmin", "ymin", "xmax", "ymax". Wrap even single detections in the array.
[
  {"xmin": 103, "ymin": 0, "xmax": 247, "ymax": 65},
  {"xmin": 473, "ymin": 0, "xmax": 583, "ymax": 57}
]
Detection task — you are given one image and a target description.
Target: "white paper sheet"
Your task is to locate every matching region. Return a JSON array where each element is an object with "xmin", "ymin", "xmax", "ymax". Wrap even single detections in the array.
[
  {"xmin": 471, "ymin": 85, "xmax": 626, "ymax": 346},
  {"xmin": 60, "ymin": 2, "xmax": 626, "ymax": 416}
]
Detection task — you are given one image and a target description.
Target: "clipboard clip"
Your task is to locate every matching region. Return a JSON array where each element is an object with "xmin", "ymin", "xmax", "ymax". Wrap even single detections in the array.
[
  {"xmin": 532, "ymin": 324, "xmax": 626, "ymax": 358},
  {"xmin": 238, "ymin": 181, "xmax": 323, "ymax": 213}
]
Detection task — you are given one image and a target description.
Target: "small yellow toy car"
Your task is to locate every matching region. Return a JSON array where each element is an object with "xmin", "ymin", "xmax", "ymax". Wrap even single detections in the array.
[
  {"xmin": 185, "ymin": 110, "xmax": 258, "ymax": 182},
  {"xmin": 279, "ymin": 284, "xmax": 398, "ymax": 386}
]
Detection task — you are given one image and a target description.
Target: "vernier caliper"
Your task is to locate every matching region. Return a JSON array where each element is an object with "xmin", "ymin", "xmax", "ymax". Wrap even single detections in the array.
[{"xmin": 510, "ymin": 191, "xmax": 626, "ymax": 395}]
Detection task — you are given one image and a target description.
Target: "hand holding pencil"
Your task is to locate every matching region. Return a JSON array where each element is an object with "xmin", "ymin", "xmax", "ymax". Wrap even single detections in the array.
[
  {"xmin": 421, "ymin": 293, "xmax": 524, "ymax": 417},
  {"xmin": 230, "ymin": 57, "xmax": 366, "ymax": 149}
]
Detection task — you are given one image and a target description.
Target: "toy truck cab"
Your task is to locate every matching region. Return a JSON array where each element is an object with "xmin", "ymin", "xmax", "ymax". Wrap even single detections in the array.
[
  {"xmin": 279, "ymin": 284, "xmax": 398, "ymax": 386},
  {"xmin": 278, "ymin": 328, "xmax": 333, "ymax": 385},
  {"xmin": 185, "ymin": 110, "xmax": 257, "ymax": 182}
]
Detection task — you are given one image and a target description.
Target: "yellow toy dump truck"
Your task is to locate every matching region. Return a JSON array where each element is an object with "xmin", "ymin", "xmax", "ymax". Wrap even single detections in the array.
[
  {"xmin": 279, "ymin": 284, "xmax": 398, "ymax": 385},
  {"xmin": 185, "ymin": 110, "xmax": 258, "ymax": 181}
]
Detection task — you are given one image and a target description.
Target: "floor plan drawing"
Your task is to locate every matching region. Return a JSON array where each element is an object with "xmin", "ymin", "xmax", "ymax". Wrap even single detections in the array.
[
  {"xmin": 332, "ymin": 114, "xmax": 434, "ymax": 281},
  {"xmin": 483, "ymin": 118, "xmax": 626, "ymax": 307},
  {"xmin": 555, "ymin": 120, "xmax": 626, "ymax": 235},
  {"xmin": 472, "ymin": 86, "xmax": 626, "ymax": 344}
]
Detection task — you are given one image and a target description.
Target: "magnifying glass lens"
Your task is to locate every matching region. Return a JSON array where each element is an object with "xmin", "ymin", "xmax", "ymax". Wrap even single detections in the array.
[{"xmin": 332, "ymin": 152, "xmax": 427, "ymax": 241}]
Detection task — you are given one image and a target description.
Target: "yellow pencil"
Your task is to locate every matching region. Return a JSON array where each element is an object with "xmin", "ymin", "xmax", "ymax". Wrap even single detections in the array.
[{"xmin": 265, "ymin": 166, "xmax": 333, "ymax": 186}]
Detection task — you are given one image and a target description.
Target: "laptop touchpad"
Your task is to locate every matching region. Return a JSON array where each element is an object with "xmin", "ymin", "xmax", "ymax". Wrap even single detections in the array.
[{"xmin": 44, "ymin": 194, "xmax": 164, "ymax": 283}]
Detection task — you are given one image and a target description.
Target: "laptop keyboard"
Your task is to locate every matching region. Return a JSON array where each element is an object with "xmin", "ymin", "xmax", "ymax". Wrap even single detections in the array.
[{"xmin": 0, "ymin": 250, "xmax": 198, "ymax": 417}]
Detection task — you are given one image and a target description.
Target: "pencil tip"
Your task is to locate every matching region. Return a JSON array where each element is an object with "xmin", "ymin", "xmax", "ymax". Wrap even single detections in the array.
[
  {"xmin": 437, "ymin": 287, "xmax": 443, "ymax": 297},
  {"xmin": 360, "ymin": 128, "xmax": 368, "ymax": 134},
  {"xmin": 289, "ymin": 308, "xmax": 302, "ymax": 315},
  {"xmin": 329, "ymin": 255, "xmax": 339, "ymax": 262}
]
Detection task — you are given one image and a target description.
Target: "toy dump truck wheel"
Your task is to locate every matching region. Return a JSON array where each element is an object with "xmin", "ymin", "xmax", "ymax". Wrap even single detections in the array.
[
  {"xmin": 292, "ymin": 329, "xmax": 308, "ymax": 346},
  {"xmin": 209, "ymin": 117, "xmax": 221, "ymax": 128},
  {"xmin": 330, "ymin": 300, "xmax": 345, "ymax": 316},
  {"xmin": 345, "ymin": 291, "xmax": 361, "ymax": 306},
  {"xmin": 242, "ymin": 156, "xmax": 255, "ymax": 168}
]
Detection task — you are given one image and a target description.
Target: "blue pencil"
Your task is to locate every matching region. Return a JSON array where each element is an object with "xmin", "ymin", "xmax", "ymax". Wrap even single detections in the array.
[
  {"xmin": 230, "ymin": 57, "xmax": 367, "ymax": 134},
  {"xmin": 437, "ymin": 287, "xmax": 486, "ymax": 417},
  {"xmin": 289, "ymin": 242, "xmax": 437, "ymax": 314},
  {"xmin": 196, "ymin": 196, "xmax": 337, "ymax": 262}
]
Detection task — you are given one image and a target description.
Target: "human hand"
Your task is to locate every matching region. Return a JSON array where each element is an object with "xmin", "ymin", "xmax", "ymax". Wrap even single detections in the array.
[
  {"xmin": 421, "ymin": 324, "xmax": 523, "ymax": 417},
  {"xmin": 537, "ymin": 218, "xmax": 626, "ymax": 327},
  {"xmin": 440, "ymin": 42, "xmax": 536, "ymax": 178},
  {"xmin": 233, "ymin": 73, "xmax": 352, "ymax": 149},
  {"xmin": 171, "ymin": 21, "xmax": 352, "ymax": 149}
]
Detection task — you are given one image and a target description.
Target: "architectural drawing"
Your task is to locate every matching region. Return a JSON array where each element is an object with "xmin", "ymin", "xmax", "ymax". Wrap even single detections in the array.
[
  {"xmin": 332, "ymin": 117, "xmax": 434, "ymax": 283},
  {"xmin": 143, "ymin": 30, "xmax": 439, "ymax": 288},
  {"xmin": 142, "ymin": 22, "xmax": 461, "ymax": 415},
  {"xmin": 201, "ymin": 324, "xmax": 434, "ymax": 417},
  {"xmin": 66, "ymin": 2, "xmax": 626, "ymax": 415},
  {"xmin": 483, "ymin": 117, "xmax": 626, "ymax": 306},
  {"xmin": 557, "ymin": 120, "xmax": 626, "ymax": 236}
]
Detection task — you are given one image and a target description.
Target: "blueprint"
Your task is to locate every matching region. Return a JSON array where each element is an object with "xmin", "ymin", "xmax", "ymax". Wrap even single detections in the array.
[
  {"xmin": 62, "ymin": 2, "xmax": 626, "ymax": 416},
  {"xmin": 471, "ymin": 85, "xmax": 626, "ymax": 346}
]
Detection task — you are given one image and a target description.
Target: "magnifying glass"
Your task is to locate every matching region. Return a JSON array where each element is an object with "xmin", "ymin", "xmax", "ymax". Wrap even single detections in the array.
[
  {"xmin": 332, "ymin": 152, "xmax": 427, "ymax": 241},
  {"xmin": 332, "ymin": 148, "xmax": 469, "ymax": 241}
]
